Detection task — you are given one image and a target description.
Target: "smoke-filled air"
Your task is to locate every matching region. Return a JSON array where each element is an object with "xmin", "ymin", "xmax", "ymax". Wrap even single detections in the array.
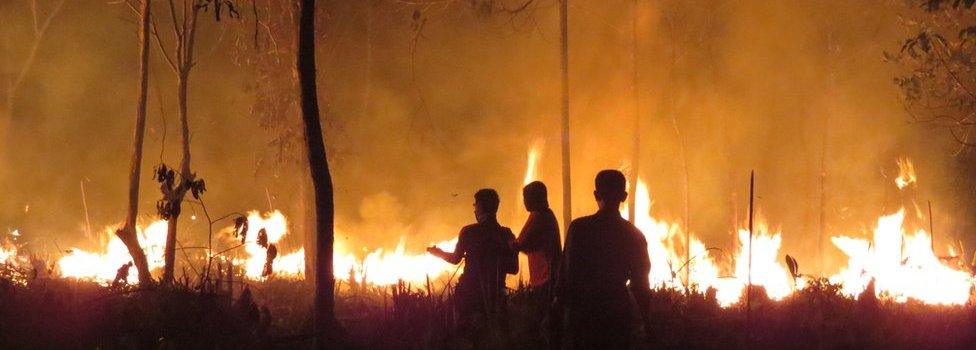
[{"xmin": 4, "ymin": 0, "xmax": 976, "ymax": 348}]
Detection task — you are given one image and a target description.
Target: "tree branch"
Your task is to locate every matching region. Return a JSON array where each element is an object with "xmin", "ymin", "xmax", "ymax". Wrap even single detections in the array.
[{"xmin": 150, "ymin": 14, "xmax": 180, "ymax": 74}]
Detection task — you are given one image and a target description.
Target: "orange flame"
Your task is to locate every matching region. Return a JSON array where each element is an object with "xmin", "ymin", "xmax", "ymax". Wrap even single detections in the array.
[
  {"xmin": 895, "ymin": 158, "xmax": 916, "ymax": 189},
  {"xmin": 58, "ymin": 220, "xmax": 169, "ymax": 284},
  {"xmin": 229, "ymin": 210, "xmax": 458, "ymax": 286},
  {"xmin": 829, "ymin": 210, "xmax": 973, "ymax": 305},
  {"xmin": 523, "ymin": 139, "xmax": 544, "ymax": 185}
]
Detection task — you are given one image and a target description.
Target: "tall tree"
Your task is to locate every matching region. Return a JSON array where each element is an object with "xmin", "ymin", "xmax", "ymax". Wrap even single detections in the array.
[
  {"xmin": 559, "ymin": 0, "xmax": 571, "ymax": 231},
  {"xmin": 297, "ymin": 0, "xmax": 338, "ymax": 343},
  {"xmin": 662, "ymin": 8, "xmax": 691, "ymax": 285},
  {"xmin": 628, "ymin": 0, "xmax": 640, "ymax": 223},
  {"xmin": 150, "ymin": 0, "xmax": 234, "ymax": 284},
  {"xmin": 154, "ymin": 0, "xmax": 202, "ymax": 285},
  {"xmin": 116, "ymin": 0, "xmax": 154, "ymax": 287}
]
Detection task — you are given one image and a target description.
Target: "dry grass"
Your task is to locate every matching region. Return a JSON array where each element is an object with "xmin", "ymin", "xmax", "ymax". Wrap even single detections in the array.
[{"xmin": 2, "ymin": 268, "xmax": 975, "ymax": 349}]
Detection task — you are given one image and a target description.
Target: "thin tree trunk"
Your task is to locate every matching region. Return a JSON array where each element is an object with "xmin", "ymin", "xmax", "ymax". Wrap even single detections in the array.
[
  {"xmin": 298, "ymin": 0, "xmax": 338, "ymax": 344},
  {"xmin": 818, "ymin": 112, "xmax": 828, "ymax": 271},
  {"xmin": 117, "ymin": 0, "xmax": 154, "ymax": 286},
  {"xmin": 162, "ymin": 5, "xmax": 199, "ymax": 284},
  {"xmin": 81, "ymin": 180, "xmax": 93, "ymax": 241},
  {"xmin": 819, "ymin": 30, "xmax": 835, "ymax": 272},
  {"xmin": 628, "ymin": 0, "xmax": 639, "ymax": 222},
  {"xmin": 559, "ymin": 0, "xmax": 571, "ymax": 232},
  {"xmin": 665, "ymin": 16, "xmax": 691, "ymax": 286},
  {"xmin": 162, "ymin": 75, "xmax": 191, "ymax": 284}
]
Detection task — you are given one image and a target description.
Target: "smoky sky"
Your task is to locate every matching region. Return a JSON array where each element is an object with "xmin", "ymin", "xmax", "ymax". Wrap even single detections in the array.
[{"xmin": 0, "ymin": 0, "xmax": 967, "ymax": 273}]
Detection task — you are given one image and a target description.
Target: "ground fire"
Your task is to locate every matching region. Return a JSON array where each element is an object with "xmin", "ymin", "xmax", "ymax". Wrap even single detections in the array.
[{"xmin": 30, "ymin": 149, "xmax": 972, "ymax": 309}]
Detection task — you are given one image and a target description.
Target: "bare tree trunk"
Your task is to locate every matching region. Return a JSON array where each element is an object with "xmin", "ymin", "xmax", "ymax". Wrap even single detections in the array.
[
  {"xmin": 559, "ymin": 0, "xmax": 572, "ymax": 232},
  {"xmin": 162, "ymin": 4, "xmax": 200, "ymax": 285},
  {"xmin": 163, "ymin": 74, "xmax": 193, "ymax": 284},
  {"xmin": 117, "ymin": 0, "xmax": 154, "ymax": 286},
  {"xmin": 664, "ymin": 15, "xmax": 691, "ymax": 286},
  {"xmin": 818, "ymin": 113, "xmax": 828, "ymax": 271},
  {"xmin": 628, "ymin": 0, "xmax": 639, "ymax": 222},
  {"xmin": 298, "ymin": 0, "xmax": 338, "ymax": 344},
  {"xmin": 819, "ymin": 30, "xmax": 836, "ymax": 272}
]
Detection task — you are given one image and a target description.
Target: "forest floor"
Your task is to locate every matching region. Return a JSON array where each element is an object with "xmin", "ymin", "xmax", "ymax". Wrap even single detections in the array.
[{"xmin": 1, "ymin": 266, "xmax": 975, "ymax": 349}]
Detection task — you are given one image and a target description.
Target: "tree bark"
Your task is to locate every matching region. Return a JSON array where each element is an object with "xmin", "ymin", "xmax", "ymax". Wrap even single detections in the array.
[
  {"xmin": 117, "ymin": 0, "xmax": 154, "ymax": 287},
  {"xmin": 559, "ymin": 0, "xmax": 571, "ymax": 232},
  {"xmin": 297, "ymin": 0, "xmax": 337, "ymax": 344}
]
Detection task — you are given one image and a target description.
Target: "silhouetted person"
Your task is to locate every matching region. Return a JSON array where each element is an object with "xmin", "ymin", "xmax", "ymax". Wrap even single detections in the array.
[
  {"xmin": 514, "ymin": 181, "xmax": 561, "ymax": 290},
  {"xmin": 111, "ymin": 261, "xmax": 133, "ymax": 288},
  {"xmin": 428, "ymin": 189, "xmax": 518, "ymax": 327},
  {"xmin": 514, "ymin": 181, "xmax": 562, "ymax": 347},
  {"xmin": 556, "ymin": 170, "xmax": 651, "ymax": 349}
]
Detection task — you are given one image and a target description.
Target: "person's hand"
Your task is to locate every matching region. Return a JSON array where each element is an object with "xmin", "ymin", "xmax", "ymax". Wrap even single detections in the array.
[{"xmin": 426, "ymin": 246, "xmax": 443, "ymax": 255}]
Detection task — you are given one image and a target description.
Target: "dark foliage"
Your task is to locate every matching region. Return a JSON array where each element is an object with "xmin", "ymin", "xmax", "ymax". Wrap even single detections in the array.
[
  {"xmin": 3, "ymin": 271, "xmax": 976, "ymax": 349},
  {"xmin": 0, "ymin": 278, "xmax": 268, "ymax": 348},
  {"xmin": 153, "ymin": 163, "xmax": 206, "ymax": 220}
]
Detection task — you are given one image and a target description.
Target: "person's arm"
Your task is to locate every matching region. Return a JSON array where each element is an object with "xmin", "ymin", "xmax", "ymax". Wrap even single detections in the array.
[
  {"xmin": 502, "ymin": 228, "xmax": 519, "ymax": 274},
  {"xmin": 516, "ymin": 212, "xmax": 547, "ymax": 253},
  {"xmin": 428, "ymin": 230, "xmax": 466, "ymax": 264},
  {"xmin": 515, "ymin": 212, "xmax": 538, "ymax": 252}
]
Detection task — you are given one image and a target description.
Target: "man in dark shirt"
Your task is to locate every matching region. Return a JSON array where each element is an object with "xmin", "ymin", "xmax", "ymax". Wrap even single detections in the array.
[
  {"xmin": 557, "ymin": 170, "xmax": 651, "ymax": 349},
  {"xmin": 514, "ymin": 181, "xmax": 561, "ymax": 289},
  {"xmin": 428, "ymin": 189, "xmax": 518, "ymax": 326}
]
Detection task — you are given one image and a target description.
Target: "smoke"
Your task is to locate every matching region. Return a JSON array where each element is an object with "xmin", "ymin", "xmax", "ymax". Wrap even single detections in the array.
[{"xmin": 0, "ymin": 0, "xmax": 967, "ymax": 273}]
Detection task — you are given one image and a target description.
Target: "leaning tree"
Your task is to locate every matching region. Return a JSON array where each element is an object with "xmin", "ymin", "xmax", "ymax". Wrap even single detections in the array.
[{"xmin": 116, "ymin": 0, "xmax": 155, "ymax": 287}]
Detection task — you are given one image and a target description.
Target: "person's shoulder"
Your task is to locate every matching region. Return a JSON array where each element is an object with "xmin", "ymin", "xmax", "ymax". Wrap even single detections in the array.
[
  {"xmin": 500, "ymin": 225, "xmax": 514, "ymax": 236},
  {"xmin": 569, "ymin": 214, "xmax": 599, "ymax": 228},
  {"xmin": 459, "ymin": 223, "xmax": 480, "ymax": 236},
  {"xmin": 624, "ymin": 222, "xmax": 647, "ymax": 243},
  {"xmin": 541, "ymin": 208, "xmax": 559, "ymax": 222}
]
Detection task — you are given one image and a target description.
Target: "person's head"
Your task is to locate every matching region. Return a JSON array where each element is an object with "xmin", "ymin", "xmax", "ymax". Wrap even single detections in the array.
[
  {"xmin": 594, "ymin": 169, "xmax": 628, "ymax": 210},
  {"xmin": 522, "ymin": 181, "xmax": 549, "ymax": 212},
  {"xmin": 473, "ymin": 188, "xmax": 500, "ymax": 223}
]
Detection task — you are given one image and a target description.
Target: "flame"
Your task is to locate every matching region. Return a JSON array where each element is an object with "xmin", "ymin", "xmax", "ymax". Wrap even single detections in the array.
[
  {"xmin": 830, "ymin": 160, "xmax": 973, "ymax": 305},
  {"xmin": 334, "ymin": 237, "xmax": 458, "ymax": 286},
  {"xmin": 45, "ymin": 155, "xmax": 974, "ymax": 307},
  {"xmin": 523, "ymin": 139, "xmax": 544, "ymax": 185},
  {"xmin": 1, "ymin": 240, "xmax": 18, "ymax": 265},
  {"xmin": 732, "ymin": 222, "xmax": 794, "ymax": 302},
  {"xmin": 623, "ymin": 178, "xmax": 794, "ymax": 307},
  {"xmin": 58, "ymin": 220, "xmax": 169, "ymax": 284},
  {"xmin": 230, "ymin": 210, "xmax": 459, "ymax": 286},
  {"xmin": 232, "ymin": 210, "xmax": 299, "ymax": 279},
  {"xmin": 895, "ymin": 158, "xmax": 916, "ymax": 189},
  {"xmin": 829, "ymin": 209, "xmax": 973, "ymax": 305}
]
